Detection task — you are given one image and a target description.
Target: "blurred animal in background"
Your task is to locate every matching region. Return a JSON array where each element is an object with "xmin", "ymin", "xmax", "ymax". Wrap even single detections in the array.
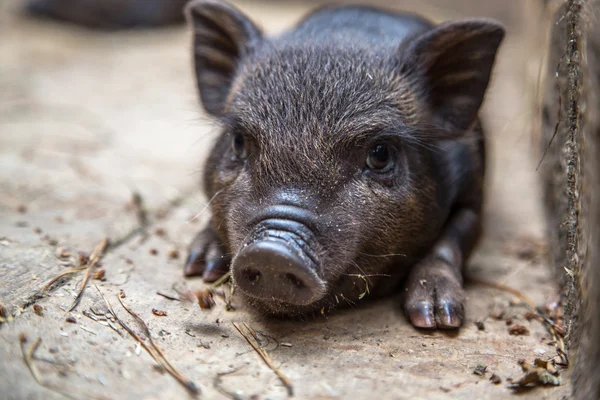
[{"xmin": 25, "ymin": 0, "xmax": 189, "ymax": 29}]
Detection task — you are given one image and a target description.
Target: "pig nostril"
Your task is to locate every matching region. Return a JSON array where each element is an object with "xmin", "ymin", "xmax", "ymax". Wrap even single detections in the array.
[
  {"xmin": 243, "ymin": 268, "xmax": 262, "ymax": 284},
  {"xmin": 232, "ymin": 240, "xmax": 325, "ymax": 305},
  {"xmin": 285, "ymin": 273, "xmax": 305, "ymax": 289}
]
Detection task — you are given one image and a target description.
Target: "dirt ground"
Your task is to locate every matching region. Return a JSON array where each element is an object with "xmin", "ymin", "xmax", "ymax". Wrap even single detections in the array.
[{"xmin": 0, "ymin": 1, "xmax": 571, "ymax": 399}]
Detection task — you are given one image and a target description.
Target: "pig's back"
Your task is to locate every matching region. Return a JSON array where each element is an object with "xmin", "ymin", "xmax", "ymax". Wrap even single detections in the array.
[{"xmin": 289, "ymin": 5, "xmax": 434, "ymax": 49}]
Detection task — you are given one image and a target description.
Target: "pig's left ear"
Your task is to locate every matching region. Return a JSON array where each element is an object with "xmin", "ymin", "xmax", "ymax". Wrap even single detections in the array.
[
  {"xmin": 185, "ymin": 0, "xmax": 263, "ymax": 116},
  {"xmin": 401, "ymin": 20, "xmax": 505, "ymax": 131}
]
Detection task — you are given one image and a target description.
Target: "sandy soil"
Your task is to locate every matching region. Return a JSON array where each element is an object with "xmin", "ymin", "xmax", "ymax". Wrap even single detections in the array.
[{"xmin": 0, "ymin": 1, "xmax": 569, "ymax": 399}]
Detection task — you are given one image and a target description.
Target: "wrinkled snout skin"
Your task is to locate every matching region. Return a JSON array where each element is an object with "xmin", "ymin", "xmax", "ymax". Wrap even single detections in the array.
[{"xmin": 184, "ymin": 1, "xmax": 505, "ymax": 328}]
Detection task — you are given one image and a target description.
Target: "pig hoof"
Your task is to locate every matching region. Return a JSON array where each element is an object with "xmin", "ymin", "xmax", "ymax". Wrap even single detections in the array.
[
  {"xmin": 184, "ymin": 227, "xmax": 230, "ymax": 282},
  {"xmin": 404, "ymin": 261, "xmax": 465, "ymax": 329}
]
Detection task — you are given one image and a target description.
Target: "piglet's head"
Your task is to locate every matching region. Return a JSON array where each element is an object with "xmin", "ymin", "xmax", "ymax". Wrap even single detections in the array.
[{"xmin": 186, "ymin": 0, "xmax": 504, "ymax": 314}]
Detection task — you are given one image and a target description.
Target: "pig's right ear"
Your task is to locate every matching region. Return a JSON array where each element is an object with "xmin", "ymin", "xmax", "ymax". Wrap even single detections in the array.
[
  {"xmin": 185, "ymin": 0, "xmax": 262, "ymax": 116},
  {"xmin": 400, "ymin": 20, "xmax": 504, "ymax": 131}
]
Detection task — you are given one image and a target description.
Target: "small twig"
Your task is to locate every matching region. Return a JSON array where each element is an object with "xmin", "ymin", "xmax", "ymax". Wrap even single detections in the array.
[
  {"xmin": 468, "ymin": 275, "xmax": 537, "ymax": 309},
  {"xmin": 82, "ymin": 309, "xmax": 124, "ymax": 337},
  {"xmin": 105, "ymin": 320, "xmax": 124, "ymax": 337},
  {"xmin": 82, "ymin": 310, "xmax": 100, "ymax": 321},
  {"xmin": 209, "ymin": 272, "xmax": 231, "ymax": 289},
  {"xmin": 156, "ymin": 292, "xmax": 180, "ymax": 301},
  {"xmin": 95, "ymin": 286, "xmax": 199, "ymax": 395},
  {"xmin": 95, "ymin": 287, "xmax": 170, "ymax": 369},
  {"xmin": 20, "ymin": 334, "xmax": 42, "ymax": 384},
  {"xmin": 69, "ymin": 238, "xmax": 109, "ymax": 311},
  {"xmin": 232, "ymin": 322, "xmax": 293, "ymax": 396},
  {"xmin": 116, "ymin": 297, "xmax": 198, "ymax": 394},
  {"xmin": 42, "ymin": 265, "xmax": 86, "ymax": 291},
  {"xmin": 244, "ymin": 323, "xmax": 261, "ymax": 343},
  {"xmin": 80, "ymin": 325, "xmax": 97, "ymax": 335}
]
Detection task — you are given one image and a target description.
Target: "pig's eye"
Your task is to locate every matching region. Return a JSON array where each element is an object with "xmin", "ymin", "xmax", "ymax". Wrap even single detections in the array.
[
  {"xmin": 366, "ymin": 144, "xmax": 394, "ymax": 171},
  {"xmin": 231, "ymin": 134, "xmax": 248, "ymax": 159}
]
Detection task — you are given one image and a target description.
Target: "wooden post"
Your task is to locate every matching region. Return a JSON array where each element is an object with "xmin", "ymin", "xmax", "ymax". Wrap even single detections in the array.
[{"xmin": 539, "ymin": 0, "xmax": 600, "ymax": 398}]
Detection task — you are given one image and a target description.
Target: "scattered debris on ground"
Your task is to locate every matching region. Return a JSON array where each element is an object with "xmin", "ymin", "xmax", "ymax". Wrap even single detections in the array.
[
  {"xmin": 0, "ymin": 303, "xmax": 7, "ymax": 322},
  {"xmin": 209, "ymin": 273, "xmax": 235, "ymax": 311},
  {"xmin": 0, "ymin": 2, "xmax": 573, "ymax": 397},
  {"xmin": 472, "ymin": 276, "xmax": 569, "ymax": 368},
  {"xmin": 32, "ymin": 304, "xmax": 43, "ymax": 316},
  {"xmin": 83, "ymin": 308, "xmax": 124, "ymax": 338},
  {"xmin": 194, "ymin": 290, "xmax": 216, "ymax": 310},
  {"xmin": 489, "ymin": 374, "xmax": 502, "ymax": 385},
  {"xmin": 93, "ymin": 269, "xmax": 106, "ymax": 280},
  {"xmin": 41, "ymin": 235, "xmax": 58, "ymax": 246},
  {"xmin": 41, "ymin": 237, "xmax": 109, "ymax": 314},
  {"xmin": 509, "ymin": 325, "xmax": 530, "ymax": 336},
  {"xmin": 152, "ymin": 309, "xmax": 167, "ymax": 317},
  {"xmin": 524, "ymin": 311, "xmax": 536, "ymax": 321},
  {"xmin": 508, "ymin": 359, "xmax": 561, "ymax": 390},
  {"xmin": 95, "ymin": 286, "xmax": 199, "ymax": 395},
  {"xmin": 473, "ymin": 364, "xmax": 487, "ymax": 376},
  {"xmin": 78, "ymin": 252, "xmax": 90, "ymax": 266},
  {"xmin": 55, "ymin": 247, "xmax": 71, "ymax": 259}
]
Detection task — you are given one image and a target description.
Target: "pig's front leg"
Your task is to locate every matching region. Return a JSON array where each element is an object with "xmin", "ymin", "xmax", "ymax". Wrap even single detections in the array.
[
  {"xmin": 184, "ymin": 223, "xmax": 230, "ymax": 282},
  {"xmin": 404, "ymin": 208, "xmax": 481, "ymax": 329}
]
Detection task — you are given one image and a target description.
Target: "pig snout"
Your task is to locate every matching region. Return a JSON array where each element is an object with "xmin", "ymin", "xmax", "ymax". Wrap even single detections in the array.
[{"xmin": 231, "ymin": 205, "xmax": 326, "ymax": 305}]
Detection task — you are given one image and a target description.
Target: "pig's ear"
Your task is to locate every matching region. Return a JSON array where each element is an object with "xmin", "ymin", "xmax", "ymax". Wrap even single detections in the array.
[
  {"xmin": 401, "ymin": 20, "xmax": 504, "ymax": 131},
  {"xmin": 185, "ymin": 0, "xmax": 262, "ymax": 116}
]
